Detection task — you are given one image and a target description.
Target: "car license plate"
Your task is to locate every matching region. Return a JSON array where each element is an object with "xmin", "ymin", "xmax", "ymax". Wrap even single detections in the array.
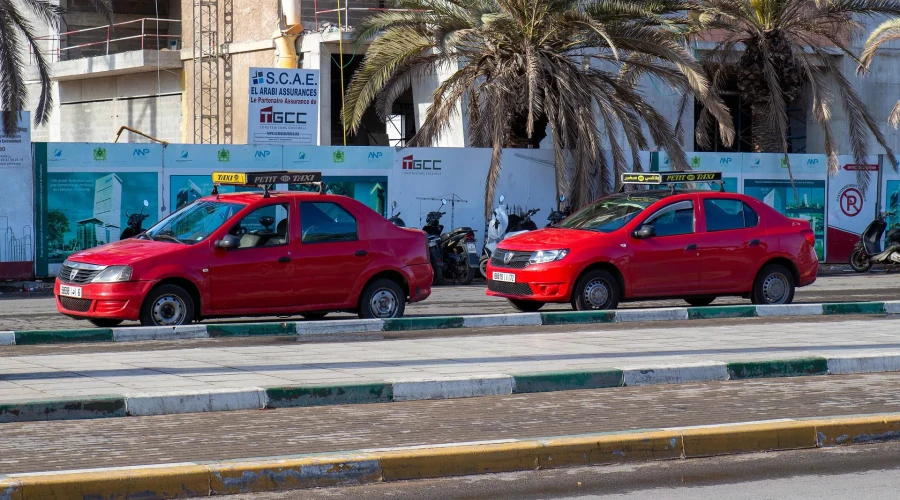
[
  {"xmin": 492, "ymin": 272, "xmax": 516, "ymax": 283},
  {"xmin": 466, "ymin": 242, "xmax": 477, "ymax": 253},
  {"xmin": 60, "ymin": 285, "xmax": 82, "ymax": 298}
]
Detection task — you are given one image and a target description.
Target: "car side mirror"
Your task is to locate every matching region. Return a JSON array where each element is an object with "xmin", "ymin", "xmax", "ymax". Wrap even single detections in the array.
[
  {"xmin": 633, "ymin": 225, "xmax": 656, "ymax": 239},
  {"xmin": 215, "ymin": 234, "xmax": 240, "ymax": 249}
]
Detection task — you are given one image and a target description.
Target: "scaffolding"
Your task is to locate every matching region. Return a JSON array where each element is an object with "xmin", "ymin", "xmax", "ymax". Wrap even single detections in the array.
[
  {"xmin": 192, "ymin": 0, "xmax": 219, "ymax": 143},
  {"xmin": 222, "ymin": 0, "xmax": 234, "ymax": 144}
]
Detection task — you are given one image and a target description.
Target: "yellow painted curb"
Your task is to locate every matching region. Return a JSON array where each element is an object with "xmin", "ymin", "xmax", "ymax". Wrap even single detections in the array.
[
  {"xmin": 815, "ymin": 414, "xmax": 900, "ymax": 446},
  {"xmin": 537, "ymin": 431, "xmax": 683, "ymax": 468},
  {"xmin": 380, "ymin": 441, "xmax": 541, "ymax": 481},
  {"xmin": 12, "ymin": 465, "xmax": 209, "ymax": 500},
  {"xmin": 208, "ymin": 455, "xmax": 382, "ymax": 495},
  {"xmin": 682, "ymin": 421, "xmax": 818, "ymax": 458},
  {"xmin": 0, "ymin": 478, "xmax": 22, "ymax": 500}
]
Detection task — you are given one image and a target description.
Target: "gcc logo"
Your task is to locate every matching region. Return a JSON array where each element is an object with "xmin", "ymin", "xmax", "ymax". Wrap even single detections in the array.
[{"xmin": 402, "ymin": 155, "xmax": 441, "ymax": 170}]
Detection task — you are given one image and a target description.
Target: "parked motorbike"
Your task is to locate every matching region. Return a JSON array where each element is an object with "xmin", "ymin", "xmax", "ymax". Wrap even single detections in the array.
[
  {"xmin": 546, "ymin": 195, "xmax": 570, "ymax": 227},
  {"xmin": 423, "ymin": 200, "xmax": 447, "ymax": 285},
  {"xmin": 423, "ymin": 199, "xmax": 479, "ymax": 285},
  {"xmin": 388, "ymin": 201, "xmax": 406, "ymax": 227},
  {"xmin": 479, "ymin": 195, "xmax": 539, "ymax": 278},
  {"xmin": 120, "ymin": 200, "xmax": 150, "ymax": 240},
  {"xmin": 850, "ymin": 211, "xmax": 900, "ymax": 272}
]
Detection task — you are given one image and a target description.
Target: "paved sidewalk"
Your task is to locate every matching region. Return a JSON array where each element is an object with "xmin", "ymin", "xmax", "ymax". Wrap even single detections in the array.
[
  {"xmin": 3, "ymin": 318, "xmax": 900, "ymax": 402},
  {"xmin": 3, "ymin": 372, "xmax": 900, "ymax": 474}
]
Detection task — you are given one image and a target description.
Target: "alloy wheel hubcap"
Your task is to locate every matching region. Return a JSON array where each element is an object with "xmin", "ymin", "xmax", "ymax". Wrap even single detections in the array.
[
  {"xmin": 762, "ymin": 273, "xmax": 788, "ymax": 304},
  {"xmin": 370, "ymin": 289, "xmax": 398, "ymax": 318},
  {"xmin": 583, "ymin": 279, "xmax": 610, "ymax": 309},
  {"xmin": 152, "ymin": 295, "xmax": 186, "ymax": 326}
]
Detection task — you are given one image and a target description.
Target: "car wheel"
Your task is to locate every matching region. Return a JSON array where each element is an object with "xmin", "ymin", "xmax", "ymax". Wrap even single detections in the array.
[
  {"xmin": 479, "ymin": 255, "xmax": 489, "ymax": 278},
  {"xmin": 139, "ymin": 284, "xmax": 194, "ymax": 327},
  {"xmin": 849, "ymin": 248, "xmax": 872, "ymax": 273},
  {"xmin": 572, "ymin": 269, "xmax": 620, "ymax": 311},
  {"xmin": 750, "ymin": 264, "xmax": 795, "ymax": 305},
  {"xmin": 89, "ymin": 318, "xmax": 123, "ymax": 328},
  {"xmin": 508, "ymin": 298, "xmax": 544, "ymax": 312},
  {"xmin": 359, "ymin": 279, "xmax": 406, "ymax": 319},
  {"xmin": 685, "ymin": 297, "xmax": 715, "ymax": 307},
  {"xmin": 300, "ymin": 312, "xmax": 328, "ymax": 320}
]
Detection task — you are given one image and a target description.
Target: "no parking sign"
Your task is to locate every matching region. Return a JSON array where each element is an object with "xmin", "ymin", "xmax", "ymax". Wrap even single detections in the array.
[{"xmin": 826, "ymin": 160, "xmax": 878, "ymax": 263}]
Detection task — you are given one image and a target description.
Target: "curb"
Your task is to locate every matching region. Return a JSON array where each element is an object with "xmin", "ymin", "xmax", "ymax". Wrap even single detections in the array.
[
  {"xmin": 4, "ymin": 414, "xmax": 900, "ymax": 499},
  {"xmin": 4, "ymin": 300, "xmax": 900, "ymax": 347},
  {"xmin": 4, "ymin": 354, "xmax": 900, "ymax": 423}
]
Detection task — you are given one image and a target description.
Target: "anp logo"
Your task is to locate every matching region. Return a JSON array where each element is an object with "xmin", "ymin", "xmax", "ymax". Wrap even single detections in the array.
[
  {"xmin": 217, "ymin": 149, "xmax": 231, "ymax": 162},
  {"xmin": 133, "ymin": 148, "xmax": 150, "ymax": 157},
  {"xmin": 254, "ymin": 150, "xmax": 271, "ymax": 158},
  {"xmin": 93, "ymin": 147, "xmax": 107, "ymax": 161},
  {"xmin": 368, "ymin": 151, "xmax": 383, "ymax": 160},
  {"xmin": 333, "ymin": 150, "xmax": 345, "ymax": 163}
]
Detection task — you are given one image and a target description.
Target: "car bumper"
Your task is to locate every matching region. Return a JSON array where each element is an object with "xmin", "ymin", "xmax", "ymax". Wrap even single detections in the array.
[
  {"xmin": 406, "ymin": 264, "xmax": 433, "ymax": 303},
  {"xmin": 54, "ymin": 279, "xmax": 156, "ymax": 321},
  {"xmin": 484, "ymin": 261, "xmax": 576, "ymax": 302}
]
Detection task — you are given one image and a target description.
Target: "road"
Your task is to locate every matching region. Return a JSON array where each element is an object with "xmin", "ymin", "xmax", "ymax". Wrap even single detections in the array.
[
  {"xmin": 222, "ymin": 442, "xmax": 900, "ymax": 499},
  {"xmin": 1, "ymin": 272, "xmax": 899, "ymax": 331}
]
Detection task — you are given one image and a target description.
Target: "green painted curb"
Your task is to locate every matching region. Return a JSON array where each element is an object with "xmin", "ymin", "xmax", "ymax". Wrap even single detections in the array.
[
  {"xmin": 541, "ymin": 311, "xmax": 616, "ymax": 325},
  {"xmin": 822, "ymin": 302, "xmax": 886, "ymax": 315},
  {"xmin": 13, "ymin": 328, "xmax": 114, "ymax": 345},
  {"xmin": 265, "ymin": 383, "xmax": 393, "ymax": 407},
  {"xmin": 207, "ymin": 322, "xmax": 297, "ymax": 337},
  {"xmin": 381, "ymin": 316, "xmax": 465, "ymax": 331},
  {"xmin": 727, "ymin": 357, "xmax": 829, "ymax": 379},
  {"xmin": 0, "ymin": 397, "xmax": 126, "ymax": 423},
  {"xmin": 687, "ymin": 305, "xmax": 757, "ymax": 320},
  {"xmin": 512, "ymin": 370, "xmax": 624, "ymax": 393}
]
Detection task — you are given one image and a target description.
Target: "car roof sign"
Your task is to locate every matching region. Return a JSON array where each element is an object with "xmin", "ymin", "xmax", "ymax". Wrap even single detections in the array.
[
  {"xmin": 211, "ymin": 171, "xmax": 324, "ymax": 197},
  {"xmin": 620, "ymin": 171, "xmax": 722, "ymax": 185}
]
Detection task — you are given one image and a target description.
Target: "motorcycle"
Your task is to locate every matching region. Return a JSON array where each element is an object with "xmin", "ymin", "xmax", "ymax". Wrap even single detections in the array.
[
  {"xmin": 422, "ymin": 200, "xmax": 447, "ymax": 285},
  {"xmin": 424, "ymin": 199, "xmax": 479, "ymax": 285},
  {"xmin": 546, "ymin": 195, "xmax": 570, "ymax": 227},
  {"xmin": 120, "ymin": 200, "xmax": 150, "ymax": 240},
  {"xmin": 479, "ymin": 195, "xmax": 539, "ymax": 278},
  {"xmin": 850, "ymin": 210, "xmax": 900, "ymax": 272},
  {"xmin": 388, "ymin": 201, "xmax": 406, "ymax": 227}
]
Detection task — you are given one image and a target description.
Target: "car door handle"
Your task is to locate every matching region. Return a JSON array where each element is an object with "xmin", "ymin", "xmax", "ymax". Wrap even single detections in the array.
[
  {"xmin": 277, "ymin": 256, "xmax": 291, "ymax": 263},
  {"xmin": 355, "ymin": 250, "xmax": 368, "ymax": 257},
  {"xmin": 685, "ymin": 244, "xmax": 697, "ymax": 251},
  {"xmin": 748, "ymin": 239, "xmax": 760, "ymax": 246}
]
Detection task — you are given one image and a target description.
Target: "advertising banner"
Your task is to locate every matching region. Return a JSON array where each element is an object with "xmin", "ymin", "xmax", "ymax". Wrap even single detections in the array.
[
  {"xmin": 0, "ymin": 112, "xmax": 33, "ymax": 279},
  {"xmin": 880, "ymin": 159, "xmax": 900, "ymax": 242},
  {"xmin": 248, "ymin": 68, "xmax": 319, "ymax": 145},
  {"xmin": 742, "ymin": 154, "xmax": 828, "ymax": 260},
  {"xmin": 826, "ymin": 156, "xmax": 879, "ymax": 263}
]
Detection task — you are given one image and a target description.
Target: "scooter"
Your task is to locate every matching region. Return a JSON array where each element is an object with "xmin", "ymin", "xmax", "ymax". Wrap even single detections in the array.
[
  {"xmin": 388, "ymin": 201, "xmax": 406, "ymax": 227},
  {"xmin": 850, "ymin": 211, "xmax": 900, "ymax": 272},
  {"xmin": 120, "ymin": 200, "xmax": 150, "ymax": 240},
  {"xmin": 481, "ymin": 195, "xmax": 510, "ymax": 278},
  {"xmin": 546, "ymin": 195, "xmax": 570, "ymax": 227},
  {"xmin": 423, "ymin": 200, "xmax": 447, "ymax": 285},
  {"xmin": 438, "ymin": 223, "xmax": 478, "ymax": 285}
]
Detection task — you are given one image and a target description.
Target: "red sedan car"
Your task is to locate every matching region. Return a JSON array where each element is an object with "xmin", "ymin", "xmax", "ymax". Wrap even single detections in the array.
[
  {"xmin": 55, "ymin": 172, "xmax": 432, "ymax": 327},
  {"xmin": 487, "ymin": 175, "xmax": 817, "ymax": 312}
]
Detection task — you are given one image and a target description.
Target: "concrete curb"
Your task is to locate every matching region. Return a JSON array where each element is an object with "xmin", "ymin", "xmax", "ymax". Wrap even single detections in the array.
[
  {"xmin": 4, "ymin": 414, "xmax": 900, "ymax": 499},
  {"xmin": 6, "ymin": 353, "xmax": 900, "ymax": 423},
  {"xmin": 6, "ymin": 300, "xmax": 900, "ymax": 347}
]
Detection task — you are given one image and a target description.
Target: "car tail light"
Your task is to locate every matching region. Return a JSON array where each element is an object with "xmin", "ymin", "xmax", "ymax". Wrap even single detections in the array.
[
  {"xmin": 464, "ymin": 232, "xmax": 475, "ymax": 242},
  {"xmin": 801, "ymin": 229, "xmax": 815, "ymax": 245}
]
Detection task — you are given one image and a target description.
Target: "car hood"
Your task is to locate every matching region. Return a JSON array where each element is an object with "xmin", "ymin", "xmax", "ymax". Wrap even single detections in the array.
[
  {"xmin": 67, "ymin": 238, "xmax": 190, "ymax": 266},
  {"xmin": 499, "ymin": 227, "xmax": 602, "ymax": 251}
]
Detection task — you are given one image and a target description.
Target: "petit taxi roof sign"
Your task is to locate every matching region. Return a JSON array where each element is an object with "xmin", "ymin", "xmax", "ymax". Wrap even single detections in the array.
[
  {"xmin": 621, "ymin": 171, "xmax": 722, "ymax": 185},
  {"xmin": 212, "ymin": 171, "xmax": 322, "ymax": 186}
]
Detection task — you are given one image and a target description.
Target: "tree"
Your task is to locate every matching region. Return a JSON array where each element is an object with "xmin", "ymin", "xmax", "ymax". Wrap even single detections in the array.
[
  {"xmin": 693, "ymin": 0, "xmax": 900, "ymax": 191},
  {"xmin": 859, "ymin": 17, "xmax": 900, "ymax": 127},
  {"xmin": 47, "ymin": 209, "xmax": 69, "ymax": 250},
  {"xmin": 0, "ymin": 0, "xmax": 112, "ymax": 135},
  {"xmin": 343, "ymin": 0, "xmax": 734, "ymax": 213}
]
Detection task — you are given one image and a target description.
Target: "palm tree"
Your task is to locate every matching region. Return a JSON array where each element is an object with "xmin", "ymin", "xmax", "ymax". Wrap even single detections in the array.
[
  {"xmin": 859, "ymin": 16, "xmax": 900, "ymax": 127},
  {"xmin": 343, "ymin": 0, "xmax": 735, "ymax": 214},
  {"xmin": 0, "ymin": 0, "xmax": 112, "ymax": 135},
  {"xmin": 693, "ymin": 0, "xmax": 900, "ymax": 189}
]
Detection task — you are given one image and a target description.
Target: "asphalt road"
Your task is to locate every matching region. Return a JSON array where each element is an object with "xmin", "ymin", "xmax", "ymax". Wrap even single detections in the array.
[
  {"xmin": 223, "ymin": 441, "xmax": 900, "ymax": 499},
  {"xmin": 1, "ymin": 272, "xmax": 898, "ymax": 331}
]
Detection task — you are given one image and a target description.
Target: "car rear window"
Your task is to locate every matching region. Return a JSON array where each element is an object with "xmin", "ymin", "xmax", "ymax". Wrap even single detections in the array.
[{"xmin": 703, "ymin": 199, "xmax": 759, "ymax": 231}]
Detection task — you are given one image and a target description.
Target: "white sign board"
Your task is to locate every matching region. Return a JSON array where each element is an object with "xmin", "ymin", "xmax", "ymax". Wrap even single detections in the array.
[
  {"xmin": 248, "ymin": 68, "xmax": 319, "ymax": 145},
  {"xmin": 0, "ymin": 112, "xmax": 33, "ymax": 278}
]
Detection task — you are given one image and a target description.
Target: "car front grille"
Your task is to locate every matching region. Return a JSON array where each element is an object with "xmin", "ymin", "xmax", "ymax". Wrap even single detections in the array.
[
  {"xmin": 490, "ymin": 249, "xmax": 531, "ymax": 269},
  {"xmin": 487, "ymin": 280, "xmax": 533, "ymax": 296},
  {"xmin": 59, "ymin": 296, "xmax": 92, "ymax": 312},
  {"xmin": 58, "ymin": 264, "xmax": 103, "ymax": 284}
]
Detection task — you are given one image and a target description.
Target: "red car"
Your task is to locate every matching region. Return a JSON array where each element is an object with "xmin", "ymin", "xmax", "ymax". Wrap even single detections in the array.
[
  {"xmin": 55, "ymin": 173, "xmax": 432, "ymax": 327},
  {"xmin": 487, "ymin": 176, "xmax": 817, "ymax": 312}
]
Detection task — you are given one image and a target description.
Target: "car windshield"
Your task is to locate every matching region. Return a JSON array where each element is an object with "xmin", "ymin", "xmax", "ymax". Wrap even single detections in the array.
[
  {"xmin": 142, "ymin": 200, "xmax": 243, "ymax": 244},
  {"xmin": 558, "ymin": 193, "xmax": 663, "ymax": 232}
]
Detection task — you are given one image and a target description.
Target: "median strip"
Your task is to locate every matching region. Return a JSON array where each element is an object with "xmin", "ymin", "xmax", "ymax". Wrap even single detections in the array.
[{"xmin": 5, "ymin": 300, "xmax": 899, "ymax": 347}]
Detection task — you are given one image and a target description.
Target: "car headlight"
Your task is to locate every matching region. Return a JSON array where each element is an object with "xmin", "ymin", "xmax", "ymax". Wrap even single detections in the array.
[
  {"xmin": 529, "ymin": 249, "xmax": 568, "ymax": 265},
  {"xmin": 92, "ymin": 266, "xmax": 133, "ymax": 283}
]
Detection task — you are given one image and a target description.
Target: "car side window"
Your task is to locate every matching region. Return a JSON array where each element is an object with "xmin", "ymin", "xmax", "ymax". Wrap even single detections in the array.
[
  {"xmin": 704, "ymin": 199, "xmax": 759, "ymax": 232},
  {"xmin": 228, "ymin": 204, "xmax": 289, "ymax": 249},
  {"xmin": 645, "ymin": 200, "xmax": 694, "ymax": 237},
  {"xmin": 301, "ymin": 202, "xmax": 358, "ymax": 243}
]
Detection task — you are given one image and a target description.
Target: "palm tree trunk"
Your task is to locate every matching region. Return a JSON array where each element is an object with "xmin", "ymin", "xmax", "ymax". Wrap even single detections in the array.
[{"xmin": 751, "ymin": 105, "xmax": 786, "ymax": 153}]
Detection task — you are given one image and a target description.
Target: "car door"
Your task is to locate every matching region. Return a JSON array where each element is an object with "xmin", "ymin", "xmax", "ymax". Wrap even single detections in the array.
[
  {"xmin": 628, "ymin": 198, "xmax": 701, "ymax": 297},
  {"xmin": 698, "ymin": 198, "xmax": 768, "ymax": 292},
  {"xmin": 209, "ymin": 202, "xmax": 296, "ymax": 310},
  {"xmin": 294, "ymin": 200, "xmax": 372, "ymax": 306}
]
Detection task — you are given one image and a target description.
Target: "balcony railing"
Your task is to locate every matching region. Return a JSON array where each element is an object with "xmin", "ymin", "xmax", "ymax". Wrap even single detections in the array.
[{"xmin": 33, "ymin": 18, "xmax": 181, "ymax": 63}]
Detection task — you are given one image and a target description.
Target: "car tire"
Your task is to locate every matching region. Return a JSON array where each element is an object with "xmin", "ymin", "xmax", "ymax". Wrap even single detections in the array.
[
  {"xmin": 572, "ymin": 269, "xmax": 620, "ymax": 311},
  {"xmin": 89, "ymin": 318, "xmax": 123, "ymax": 328},
  {"xmin": 508, "ymin": 298, "xmax": 544, "ymax": 312},
  {"xmin": 300, "ymin": 312, "xmax": 328, "ymax": 320},
  {"xmin": 139, "ymin": 284, "xmax": 195, "ymax": 327},
  {"xmin": 849, "ymin": 248, "xmax": 872, "ymax": 273},
  {"xmin": 359, "ymin": 279, "xmax": 406, "ymax": 319},
  {"xmin": 750, "ymin": 264, "xmax": 795, "ymax": 305},
  {"xmin": 685, "ymin": 297, "xmax": 715, "ymax": 307}
]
